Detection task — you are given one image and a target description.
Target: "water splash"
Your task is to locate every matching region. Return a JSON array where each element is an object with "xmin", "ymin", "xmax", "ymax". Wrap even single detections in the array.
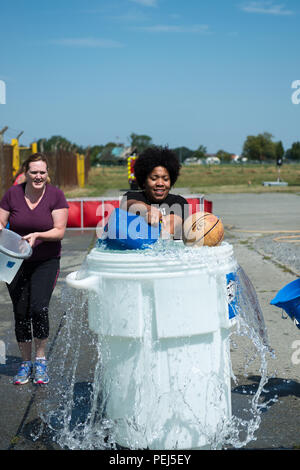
[
  {"xmin": 221, "ymin": 265, "xmax": 275, "ymax": 449},
  {"xmin": 36, "ymin": 242, "xmax": 274, "ymax": 450}
]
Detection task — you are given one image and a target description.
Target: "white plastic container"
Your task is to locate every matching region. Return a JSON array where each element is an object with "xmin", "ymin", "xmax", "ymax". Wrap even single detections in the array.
[
  {"xmin": 66, "ymin": 241, "xmax": 238, "ymax": 450},
  {"xmin": 0, "ymin": 228, "xmax": 32, "ymax": 284}
]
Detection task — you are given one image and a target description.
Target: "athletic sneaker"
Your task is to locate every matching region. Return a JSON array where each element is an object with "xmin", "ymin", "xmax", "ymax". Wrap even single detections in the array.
[
  {"xmin": 33, "ymin": 359, "xmax": 49, "ymax": 385},
  {"xmin": 13, "ymin": 361, "xmax": 33, "ymax": 385}
]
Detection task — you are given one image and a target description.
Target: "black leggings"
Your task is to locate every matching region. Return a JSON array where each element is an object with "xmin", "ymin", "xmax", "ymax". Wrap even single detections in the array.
[{"xmin": 7, "ymin": 258, "xmax": 60, "ymax": 343}]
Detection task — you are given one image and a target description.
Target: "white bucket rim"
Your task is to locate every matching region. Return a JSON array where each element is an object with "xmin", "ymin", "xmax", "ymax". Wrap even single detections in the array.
[
  {"xmin": 0, "ymin": 228, "xmax": 32, "ymax": 260},
  {"xmin": 81, "ymin": 241, "xmax": 237, "ymax": 278},
  {"xmin": 89, "ymin": 241, "xmax": 234, "ymax": 263}
]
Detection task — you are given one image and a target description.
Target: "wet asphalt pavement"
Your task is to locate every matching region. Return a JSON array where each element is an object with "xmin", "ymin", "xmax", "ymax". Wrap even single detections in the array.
[{"xmin": 0, "ymin": 192, "xmax": 300, "ymax": 453}]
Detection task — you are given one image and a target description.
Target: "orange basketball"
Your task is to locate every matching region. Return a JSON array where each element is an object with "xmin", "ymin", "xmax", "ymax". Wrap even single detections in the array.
[{"xmin": 183, "ymin": 211, "xmax": 224, "ymax": 247}]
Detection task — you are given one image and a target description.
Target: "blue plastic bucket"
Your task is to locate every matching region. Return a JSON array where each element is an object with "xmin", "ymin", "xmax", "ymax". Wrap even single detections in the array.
[
  {"xmin": 270, "ymin": 278, "xmax": 300, "ymax": 326},
  {"xmin": 101, "ymin": 208, "xmax": 161, "ymax": 250}
]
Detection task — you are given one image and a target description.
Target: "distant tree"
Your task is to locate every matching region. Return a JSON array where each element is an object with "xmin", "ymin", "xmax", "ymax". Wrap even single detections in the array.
[
  {"xmin": 172, "ymin": 146, "xmax": 194, "ymax": 163},
  {"xmin": 89, "ymin": 145, "xmax": 104, "ymax": 166},
  {"xmin": 242, "ymin": 132, "xmax": 276, "ymax": 161},
  {"xmin": 129, "ymin": 133, "xmax": 152, "ymax": 153},
  {"xmin": 275, "ymin": 141, "xmax": 284, "ymax": 160},
  {"xmin": 192, "ymin": 145, "xmax": 207, "ymax": 160},
  {"xmin": 285, "ymin": 142, "xmax": 300, "ymax": 160},
  {"xmin": 242, "ymin": 136, "xmax": 261, "ymax": 161},
  {"xmin": 37, "ymin": 135, "xmax": 74, "ymax": 152},
  {"xmin": 216, "ymin": 149, "xmax": 232, "ymax": 163},
  {"xmin": 98, "ymin": 142, "xmax": 121, "ymax": 165}
]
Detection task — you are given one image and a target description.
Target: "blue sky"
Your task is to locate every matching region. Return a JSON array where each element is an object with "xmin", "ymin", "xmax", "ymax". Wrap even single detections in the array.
[{"xmin": 1, "ymin": 0, "xmax": 300, "ymax": 155}]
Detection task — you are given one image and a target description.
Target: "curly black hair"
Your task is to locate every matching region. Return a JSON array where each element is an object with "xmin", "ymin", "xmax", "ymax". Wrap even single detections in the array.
[{"xmin": 134, "ymin": 146, "xmax": 181, "ymax": 189}]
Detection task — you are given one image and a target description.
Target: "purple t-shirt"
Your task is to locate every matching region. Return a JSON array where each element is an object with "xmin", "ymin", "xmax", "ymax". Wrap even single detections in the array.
[{"xmin": 0, "ymin": 183, "xmax": 69, "ymax": 262}]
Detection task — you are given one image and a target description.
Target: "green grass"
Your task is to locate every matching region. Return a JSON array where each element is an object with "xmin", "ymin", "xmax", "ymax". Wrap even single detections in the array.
[
  {"xmin": 63, "ymin": 163, "xmax": 300, "ymax": 198},
  {"xmin": 175, "ymin": 163, "xmax": 300, "ymax": 194}
]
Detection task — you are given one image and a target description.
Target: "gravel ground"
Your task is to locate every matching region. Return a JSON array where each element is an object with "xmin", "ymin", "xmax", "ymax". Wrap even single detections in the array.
[{"xmin": 254, "ymin": 235, "xmax": 300, "ymax": 276}]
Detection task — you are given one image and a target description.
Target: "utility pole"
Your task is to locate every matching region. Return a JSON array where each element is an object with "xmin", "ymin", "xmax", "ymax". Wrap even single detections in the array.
[{"xmin": 0, "ymin": 126, "xmax": 8, "ymax": 198}]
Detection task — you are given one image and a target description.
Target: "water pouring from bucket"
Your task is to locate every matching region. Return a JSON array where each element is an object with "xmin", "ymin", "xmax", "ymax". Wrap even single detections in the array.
[{"xmin": 0, "ymin": 228, "xmax": 32, "ymax": 283}]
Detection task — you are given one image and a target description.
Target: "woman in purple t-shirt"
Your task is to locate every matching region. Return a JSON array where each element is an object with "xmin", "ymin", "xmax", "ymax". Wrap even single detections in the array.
[{"xmin": 0, "ymin": 153, "xmax": 69, "ymax": 385}]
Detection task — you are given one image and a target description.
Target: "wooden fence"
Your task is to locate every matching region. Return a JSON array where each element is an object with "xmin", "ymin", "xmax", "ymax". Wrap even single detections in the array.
[
  {"xmin": 44, "ymin": 149, "xmax": 90, "ymax": 188},
  {"xmin": 0, "ymin": 145, "xmax": 13, "ymax": 197}
]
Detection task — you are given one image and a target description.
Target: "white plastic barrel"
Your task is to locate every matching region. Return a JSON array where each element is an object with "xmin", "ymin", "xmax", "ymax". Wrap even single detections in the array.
[
  {"xmin": 0, "ymin": 228, "xmax": 32, "ymax": 284},
  {"xmin": 66, "ymin": 241, "xmax": 238, "ymax": 450}
]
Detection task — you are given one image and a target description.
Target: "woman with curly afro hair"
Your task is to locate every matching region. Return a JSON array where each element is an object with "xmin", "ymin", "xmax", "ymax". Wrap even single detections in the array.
[{"xmin": 121, "ymin": 146, "xmax": 188, "ymax": 239}]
